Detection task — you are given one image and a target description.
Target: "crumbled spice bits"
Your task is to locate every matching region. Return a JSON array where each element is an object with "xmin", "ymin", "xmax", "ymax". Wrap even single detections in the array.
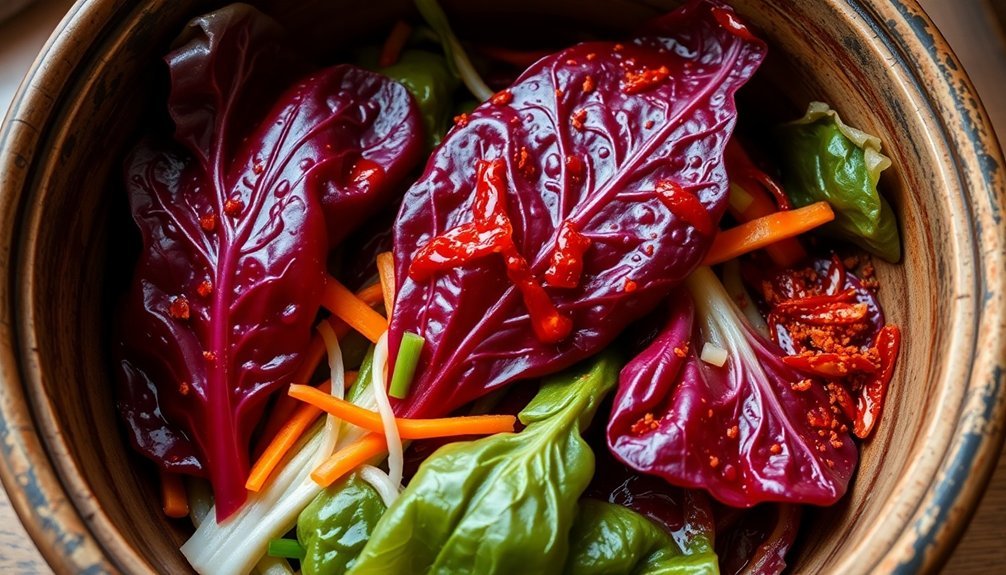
[
  {"xmin": 490, "ymin": 90, "xmax": 513, "ymax": 106},
  {"xmin": 197, "ymin": 280, "xmax": 214, "ymax": 298},
  {"xmin": 168, "ymin": 296, "xmax": 190, "ymax": 320},
  {"xmin": 673, "ymin": 342, "xmax": 690, "ymax": 358},
  {"xmin": 223, "ymin": 198, "xmax": 244, "ymax": 217},
  {"xmin": 200, "ymin": 213, "xmax": 217, "ymax": 232},
  {"xmin": 571, "ymin": 108, "xmax": 587, "ymax": 131},
  {"xmin": 630, "ymin": 412, "xmax": 661, "ymax": 435}
]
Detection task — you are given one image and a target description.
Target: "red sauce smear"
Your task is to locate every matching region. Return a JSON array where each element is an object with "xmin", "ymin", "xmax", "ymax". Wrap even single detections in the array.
[
  {"xmin": 410, "ymin": 159, "xmax": 572, "ymax": 344},
  {"xmin": 710, "ymin": 6, "xmax": 758, "ymax": 42},
  {"xmin": 545, "ymin": 221, "xmax": 592, "ymax": 288},
  {"xmin": 655, "ymin": 180, "xmax": 714, "ymax": 236}
]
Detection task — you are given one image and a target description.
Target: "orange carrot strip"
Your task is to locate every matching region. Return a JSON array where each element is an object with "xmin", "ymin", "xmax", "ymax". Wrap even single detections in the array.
[
  {"xmin": 252, "ymin": 335, "xmax": 327, "ymax": 458},
  {"xmin": 289, "ymin": 384, "xmax": 517, "ymax": 439},
  {"xmin": 379, "ymin": 20, "xmax": 413, "ymax": 68},
  {"xmin": 321, "ymin": 278, "xmax": 388, "ymax": 343},
  {"xmin": 311, "ymin": 434, "xmax": 388, "ymax": 487},
  {"xmin": 703, "ymin": 201, "xmax": 835, "ymax": 266},
  {"xmin": 160, "ymin": 471, "xmax": 189, "ymax": 518},
  {"xmin": 376, "ymin": 252, "xmax": 396, "ymax": 317},
  {"xmin": 355, "ymin": 281, "xmax": 386, "ymax": 308},
  {"xmin": 729, "ymin": 179, "xmax": 807, "ymax": 267},
  {"xmin": 247, "ymin": 373, "xmax": 359, "ymax": 492}
]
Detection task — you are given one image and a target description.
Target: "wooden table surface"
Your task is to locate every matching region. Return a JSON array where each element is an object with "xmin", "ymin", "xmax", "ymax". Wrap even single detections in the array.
[{"xmin": 1, "ymin": 0, "xmax": 1004, "ymax": 573}]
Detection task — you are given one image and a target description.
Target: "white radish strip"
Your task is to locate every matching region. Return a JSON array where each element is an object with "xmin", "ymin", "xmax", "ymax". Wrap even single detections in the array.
[
  {"xmin": 181, "ymin": 327, "xmax": 351, "ymax": 575},
  {"xmin": 318, "ymin": 320, "xmax": 346, "ymax": 401},
  {"xmin": 358, "ymin": 464, "xmax": 400, "ymax": 508},
  {"xmin": 371, "ymin": 332, "xmax": 404, "ymax": 493},
  {"xmin": 318, "ymin": 319, "xmax": 346, "ymax": 450}
]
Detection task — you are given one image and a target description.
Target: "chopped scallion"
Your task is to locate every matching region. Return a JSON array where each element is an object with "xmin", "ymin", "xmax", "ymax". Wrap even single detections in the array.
[
  {"xmin": 267, "ymin": 538, "xmax": 306, "ymax": 560},
  {"xmin": 389, "ymin": 332, "xmax": 425, "ymax": 399}
]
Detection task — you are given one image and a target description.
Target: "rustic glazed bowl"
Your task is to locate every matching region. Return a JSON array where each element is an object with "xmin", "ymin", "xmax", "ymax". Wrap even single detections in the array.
[{"xmin": 0, "ymin": 0, "xmax": 1003, "ymax": 573}]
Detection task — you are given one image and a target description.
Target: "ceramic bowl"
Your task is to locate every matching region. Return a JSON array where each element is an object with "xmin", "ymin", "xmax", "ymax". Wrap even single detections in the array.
[{"xmin": 0, "ymin": 0, "xmax": 1003, "ymax": 573}]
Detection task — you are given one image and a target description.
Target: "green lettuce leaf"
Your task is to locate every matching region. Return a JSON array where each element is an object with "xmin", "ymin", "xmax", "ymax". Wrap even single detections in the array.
[
  {"xmin": 348, "ymin": 352, "xmax": 621, "ymax": 575},
  {"xmin": 565, "ymin": 500, "xmax": 718, "ymax": 575},
  {"xmin": 778, "ymin": 101, "xmax": 900, "ymax": 262},
  {"xmin": 380, "ymin": 49, "xmax": 458, "ymax": 147},
  {"xmin": 297, "ymin": 472, "xmax": 387, "ymax": 575}
]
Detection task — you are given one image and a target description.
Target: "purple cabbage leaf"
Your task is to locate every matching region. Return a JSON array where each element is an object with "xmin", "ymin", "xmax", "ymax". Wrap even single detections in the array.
[
  {"xmin": 607, "ymin": 266, "xmax": 858, "ymax": 507},
  {"xmin": 389, "ymin": 0, "xmax": 766, "ymax": 417},
  {"xmin": 116, "ymin": 5, "xmax": 423, "ymax": 521}
]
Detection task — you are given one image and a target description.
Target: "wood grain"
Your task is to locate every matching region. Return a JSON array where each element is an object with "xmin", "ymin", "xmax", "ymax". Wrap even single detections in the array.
[{"xmin": 0, "ymin": 0, "xmax": 1001, "ymax": 574}]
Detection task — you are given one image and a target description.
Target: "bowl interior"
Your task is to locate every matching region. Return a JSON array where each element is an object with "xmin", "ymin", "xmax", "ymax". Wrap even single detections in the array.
[{"xmin": 7, "ymin": 0, "xmax": 990, "ymax": 573}]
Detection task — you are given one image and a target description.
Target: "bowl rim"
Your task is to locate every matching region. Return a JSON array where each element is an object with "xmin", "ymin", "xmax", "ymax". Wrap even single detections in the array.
[{"xmin": 0, "ymin": 0, "xmax": 1004, "ymax": 573}]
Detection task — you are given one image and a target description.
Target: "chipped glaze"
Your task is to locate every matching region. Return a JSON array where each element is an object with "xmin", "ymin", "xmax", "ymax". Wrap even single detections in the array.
[{"xmin": 0, "ymin": 0, "xmax": 1002, "ymax": 574}]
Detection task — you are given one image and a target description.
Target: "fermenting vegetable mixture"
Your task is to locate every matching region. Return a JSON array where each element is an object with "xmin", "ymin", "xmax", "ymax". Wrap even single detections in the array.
[{"xmin": 114, "ymin": 1, "xmax": 902, "ymax": 573}]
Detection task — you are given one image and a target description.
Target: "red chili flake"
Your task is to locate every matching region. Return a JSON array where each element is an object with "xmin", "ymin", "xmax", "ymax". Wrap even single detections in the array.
[
  {"xmin": 223, "ymin": 198, "xmax": 244, "ymax": 217},
  {"xmin": 769, "ymin": 443, "xmax": 782, "ymax": 455},
  {"xmin": 673, "ymin": 342, "xmax": 689, "ymax": 358},
  {"xmin": 654, "ymin": 180, "xmax": 714, "ymax": 236},
  {"xmin": 622, "ymin": 65, "xmax": 670, "ymax": 95},
  {"xmin": 490, "ymin": 90, "xmax": 513, "ymax": 106},
  {"xmin": 200, "ymin": 213, "xmax": 217, "ymax": 232},
  {"xmin": 453, "ymin": 113, "xmax": 470, "ymax": 127},
  {"xmin": 582, "ymin": 75, "xmax": 595, "ymax": 94},
  {"xmin": 202, "ymin": 351, "xmax": 217, "ymax": 362},
  {"xmin": 709, "ymin": 456, "xmax": 720, "ymax": 469},
  {"xmin": 644, "ymin": 244, "xmax": 655, "ymax": 256},
  {"xmin": 613, "ymin": 43, "xmax": 625, "ymax": 52},
  {"xmin": 565, "ymin": 58, "xmax": 577, "ymax": 66},
  {"xmin": 515, "ymin": 146, "xmax": 534, "ymax": 177},
  {"xmin": 571, "ymin": 108, "xmax": 587, "ymax": 131},
  {"xmin": 623, "ymin": 278, "xmax": 637, "ymax": 293},
  {"xmin": 630, "ymin": 412, "xmax": 660, "ymax": 435},
  {"xmin": 178, "ymin": 381, "xmax": 190, "ymax": 396},
  {"xmin": 565, "ymin": 155, "xmax": 585, "ymax": 182},
  {"xmin": 197, "ymin": 280, "xmax": 213, "ymax": 298},
  {"xmin": 586, "ymin": 52, "xmax": 597, "ymax": 61},
  {"xmin": 726, "ymin": 425, "xmax": 739, "ymax": 439},
  {"xmin": 252, "ymin": 163, "xmax": 264, "ymax": 175},
  {"xmin": 168, "ymin": 296, "xmax": 190, "ymax": 320},
  {"xmin": 710, "ymin": 6, "xmax": 758, "ymax": 42},
  {"xmin": 644, "ymin": 120, "xmax": 654, "ymax": 129},
  {"xmin": 555, "ymin": 88, "xmax": 564, "ymax": 98},
  {"xmin": 707, "ymin": 409, "xmax": 714, "ymax": 418},
  {"xmin": 544, "ymin": 220, "xmax": 592, "ymax": 288}
]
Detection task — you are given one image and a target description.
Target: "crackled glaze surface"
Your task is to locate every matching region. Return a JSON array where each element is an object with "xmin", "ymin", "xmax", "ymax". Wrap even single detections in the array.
[{"xmin": 0, "ymin": 1, "xmax": 1002, "ymax": 574}]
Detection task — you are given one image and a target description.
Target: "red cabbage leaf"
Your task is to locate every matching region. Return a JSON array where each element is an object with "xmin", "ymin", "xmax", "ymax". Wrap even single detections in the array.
[
  {"xmin": 607, "ymin": 267, "xmax": 858, "ymax": 507},
  {"xmin": 389, "ymin": 0, "xmax": 766, "ymax": 417},
  {"xmin": 116, "ymin": 6, "xmax": 423, "ymax": 521}
]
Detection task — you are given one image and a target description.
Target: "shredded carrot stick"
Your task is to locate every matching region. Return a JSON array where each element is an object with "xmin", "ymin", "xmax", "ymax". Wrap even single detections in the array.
[
  {"xmin": 474, "ymin": 44, "xmax": 554, "ymax": 68},
  {"xmin": 289, "ymin": 384, "xmax": 517, "ymax": 439},
  {"xmin": 159, "ymin": 470, "xmax": 189, "ymax": 518},
  {"xmin": 321, "ymin": 277, "xmax": 389, "ymax": 343},
  {"xmin": 252, "ymin": 335, "xmax": 327, "ymax": 458},
  {"xmin": 311, "ymin": 434, "xmax": 388, "ymax": 487},
  {"xmin": 355, "ymin": 281, "xmax": 386, "ymax": 309},
  {"xmin": 728, "ymin": 179, "xmax": 807, "ymax": 267},
  {"xmin": 703, "ymin": 201, "xmax": 835, "ymax": 266},
  {"xmin": 379, "ymin": 20, "xmax": 413, "ymax": 68},
  {"xmin": 376, "ymin": 252, "xmax": 396, "ymax": 317},
  {"xmin": 247, "ymin": 373, "xmax": 359, "ymax": 492}
]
